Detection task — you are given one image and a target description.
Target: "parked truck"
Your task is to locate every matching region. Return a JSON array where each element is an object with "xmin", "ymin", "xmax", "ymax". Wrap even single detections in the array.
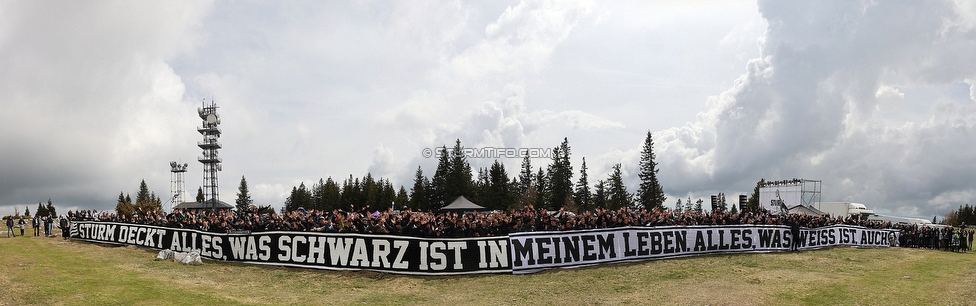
[
  {"xmin": 867, "ymin": 214, "xmax": 940, "ymax": 226},
  {"xmin": 815, "ymin": 202, "xmax": 875, "ymax": 219}
]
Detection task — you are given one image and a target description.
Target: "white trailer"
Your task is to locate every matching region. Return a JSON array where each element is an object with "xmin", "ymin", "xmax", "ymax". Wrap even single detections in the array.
[
  {"xmin": 815, "ymin": 202, "xmax": 875, "ymax": 219},
  {"xmin": 867, "ymin": 214, "xmax": 941, "ymax": 226}
]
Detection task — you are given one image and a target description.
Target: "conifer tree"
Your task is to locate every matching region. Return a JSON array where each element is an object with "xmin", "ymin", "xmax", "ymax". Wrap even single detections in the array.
[
  {"xmin": 410, "ymin": 166, "xmax": 431, "ymax": 211},
  {"xmin": 592, "ymin": 180, "xmax": 608, "ymax": 209},
  {"xmin": 148, "ymin": 192, "xmax": 162, "ymax": 212},
  {"xmin": 378, "ymin": 178, "xmax": 396, "ymax": 210},
  {"xmin": 474, "ymin": 167, "xmax": 489, "ymax": 205},
  {"xmin": 574, "ymin": 157, "xmax": 591, "ymax": 211},
  {"xmin": 516, "ymin": 155, "xmax": 533, "ymax": 207},
  {"xmin": 236, "ymin": 176, "xmax": 253, "ymax": 212},
  {"xmin": 115, "ymin": 193, "xmax": 133, "ymax": 217},
  {"xmin": 311, "ymin": 178, "xmax": 325, "ymax": 211},
  {"xmin": 196, "ymin": 187, "xmax": 205, "ymax": 203},
  {"xmin": 637, "ymin": 131, "xmax": 666, "ymax": 209},
  {"xmin": 547, "ymin": 138, "xmax": 573, "ymax": 210},
  {"xmin": 340, "ymin": 175, "xmax": 356, "ymax": 209},
  {"xmin": 136, "ymin": 180, "xmax": 151, "ymax": 205},
  {"xmin": 534, "ymin": 167, "xmax": 549, "ymax": 209},
  {"xmin": 747, "ymin": 178, "xmax": 765, "ymax": 213},
  {"xmin": 394, "ymin": 186, "xmax": 410, "ymax": 210},
  {"xmin": 36, "ymin": 202, "xmax": 48, "ymax": 218},
  {"xmin": 446, "ymin": 139, "xmax": 473, "ymax": 203},
  {"xmin": 284, "ymin": 183, "xmax": 313, "ymax": 212},
  {"xmin": 485, "ymin": 160, "xmax": 514, "ymax": 210},
  {"xmin": 719, "ymin": 193, "xmax": 728, "ymax": 212},
  {"xmin": 321, "ymin": 177, "xmax": 342, "ymax": 211},
  {"xmin": 362, "ymin": 173, "xmax": 378, "ymax": 209},
  {"xmin": 132, "ymin": 180, "xmax": 161, "ymax": 213},
  {"xmin": 607, "ymin": 163, "xmax": 632, "ymax": 209},
  {"xmin": 431, "ymin": 146, "xmax": 450, "ymax": 208}
]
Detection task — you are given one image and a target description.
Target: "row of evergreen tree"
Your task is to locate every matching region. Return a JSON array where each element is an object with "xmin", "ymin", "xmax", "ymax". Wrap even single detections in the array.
[
  {"xmin": 33, "ymin": 200, "xmax": 57, "ymax": 218},
  {"xmin": 942, "ymin": 204, "xmax": 976, "ymax": 226},
  {"xmin": 4, "ymin": 200, "xmax": 58, "ymax": 219},
  {"xmin": 115, "ymin": 180, "xmax": 163, "ymax": 217},
  {"xmin": 278, "ymin": 132, "xmax": 667, "ymax": 213},
  {"xmin": 281, "ymin": 174, "xmax": 410, "ymax": 212}
]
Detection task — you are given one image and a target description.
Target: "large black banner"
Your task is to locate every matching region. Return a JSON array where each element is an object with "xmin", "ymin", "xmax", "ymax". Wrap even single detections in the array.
[
  {"xmin": 70, "ymin": 221, "xmax": 511, "ymax": 275},
  {"xmin": 71, "ymin": 221, "xmax": 898, "ymax": 275},
  {"xmin": 508, "ymin": 224, "xmax": 899, "ymax": 274}
]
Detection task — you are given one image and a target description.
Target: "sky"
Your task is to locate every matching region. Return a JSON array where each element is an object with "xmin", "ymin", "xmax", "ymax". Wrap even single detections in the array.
[{"xmin": 1, "ymin": 0, "xmax": 975, "ymax": 220}]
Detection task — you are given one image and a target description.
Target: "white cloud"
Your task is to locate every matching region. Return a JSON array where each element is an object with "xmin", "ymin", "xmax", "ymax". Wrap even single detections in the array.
[
  {"xmin": 0, "ymin": 1, "xmax": 214, "ymax": 214},
  {"xmin": 655, "ymin": 0, "xmax": 976, "ymax": 217},
  {"xmin": 969, "ymin": 80, "xmax": 976, "ymax": 102},
  {"xmin": 874, "ymin": 85, "xmax": 904, "ymax": 111}
]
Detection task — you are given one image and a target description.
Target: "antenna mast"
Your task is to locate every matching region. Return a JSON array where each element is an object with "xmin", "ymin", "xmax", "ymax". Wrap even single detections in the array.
[
  {"xmin": 197, "ymin": 98, "xmax": 222, "ymax": 210},
  {"xmin": 169, "ymin": 161, "xmax": 188, "ymax": 212}
]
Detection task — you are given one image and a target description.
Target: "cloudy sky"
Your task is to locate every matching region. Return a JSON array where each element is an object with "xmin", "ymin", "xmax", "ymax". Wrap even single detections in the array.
[{"xmin": 2, "ymin": 0, "xmax": 975, "ymax": 219}]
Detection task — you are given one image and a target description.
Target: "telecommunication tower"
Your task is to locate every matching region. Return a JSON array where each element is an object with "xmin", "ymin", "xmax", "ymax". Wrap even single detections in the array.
[
  {"xmin": 169, "ymin": 161, "xmax": 188, "ymax": 211},
  {"xmin": 197, "ymin": 99, "xmax": 222, "ymax": 210}
]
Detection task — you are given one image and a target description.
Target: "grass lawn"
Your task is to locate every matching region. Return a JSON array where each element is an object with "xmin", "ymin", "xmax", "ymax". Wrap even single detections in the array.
[{"xmin": 1, "ymin": 234, "xmax": 975, "ymax": 305}]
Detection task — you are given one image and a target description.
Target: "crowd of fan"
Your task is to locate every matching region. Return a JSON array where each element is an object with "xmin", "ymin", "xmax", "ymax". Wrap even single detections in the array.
[
  {"xmin": 895, "ymin": 223, "xmax": 972, "ymax": 252},
  {"xmin": 68, "ymin": 204, "xmax": 897, "ymax": 238}
]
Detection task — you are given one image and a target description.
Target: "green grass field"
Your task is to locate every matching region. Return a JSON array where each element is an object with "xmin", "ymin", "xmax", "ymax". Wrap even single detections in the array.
[{"xmin": 1, "ymin": 234, "xmax": 974, "ymax": 305}]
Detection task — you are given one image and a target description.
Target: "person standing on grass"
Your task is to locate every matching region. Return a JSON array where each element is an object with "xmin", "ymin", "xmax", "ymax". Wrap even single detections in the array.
[
  {"xmin": 790, "ymin": 219, "xmax": 801, "ymax": 252},
  {"xmin": 59, "ymin": 216, "xmax": 70, "ymax": 240},
  {"xmin": 32, "ymin": 215, "xmax": 39, "ymax": 236},
  {"xmin": 969, "ymin": 230, "xmax": 976, "ymax": 251},
  {"xmin": 44, "ymin": 215, "xmax": 53, "ymax": 236},
  {"xmin": 5, "ymin": 218, "xmax": 14, "ymax": 237},
  {"xmin": 961, "ymin": 230, "xmax": 968, "ymax": 253},
  {"xmin": 17, "ymin": 218, "xmax": 26, "ymax": 236}
]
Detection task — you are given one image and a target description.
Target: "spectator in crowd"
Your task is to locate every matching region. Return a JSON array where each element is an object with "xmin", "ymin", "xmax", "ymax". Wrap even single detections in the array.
[
  {"xmin": 17, "ymin": 218, "xmax": 26, "ymax": 236},
  {"xmin": 790, "ymin": 220, "xmax": 801, "ymax": 252},
  {"xmin": 968, "ymin": 230, "xmax": 974, "ymax": 251},
  {"xmin": 5, "ymin": 217, "xmax": 14, "ymax": 237},
  {"xmin": 960, "ymin": 229, "xmax": 968, "ymax": 253},
  {"xmin": 32, "ymin": 215, "xmax": 40, "ymax": 237},
  {"xmin": 59, "ymin": 216, "xmax": 70, "ymax": 240},
  {"xmin": 44, "ymin": 215, "xmax": 54, "ymax": 237}
]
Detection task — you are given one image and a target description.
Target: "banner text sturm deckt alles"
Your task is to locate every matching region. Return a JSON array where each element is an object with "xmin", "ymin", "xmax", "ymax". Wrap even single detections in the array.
[
  {"xmin": 72, "ymin": 221, "xmax": 510, "ymax": 275},
  {"xmin": 71, "ymin": 222, "xmax": 897, "ymax": 275}
]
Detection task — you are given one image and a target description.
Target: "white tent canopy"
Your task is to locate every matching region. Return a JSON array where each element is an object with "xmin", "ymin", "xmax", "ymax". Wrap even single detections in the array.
[{"xmin": 440, "ymin": 196, "xmax": 488, "ymax": 212}]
